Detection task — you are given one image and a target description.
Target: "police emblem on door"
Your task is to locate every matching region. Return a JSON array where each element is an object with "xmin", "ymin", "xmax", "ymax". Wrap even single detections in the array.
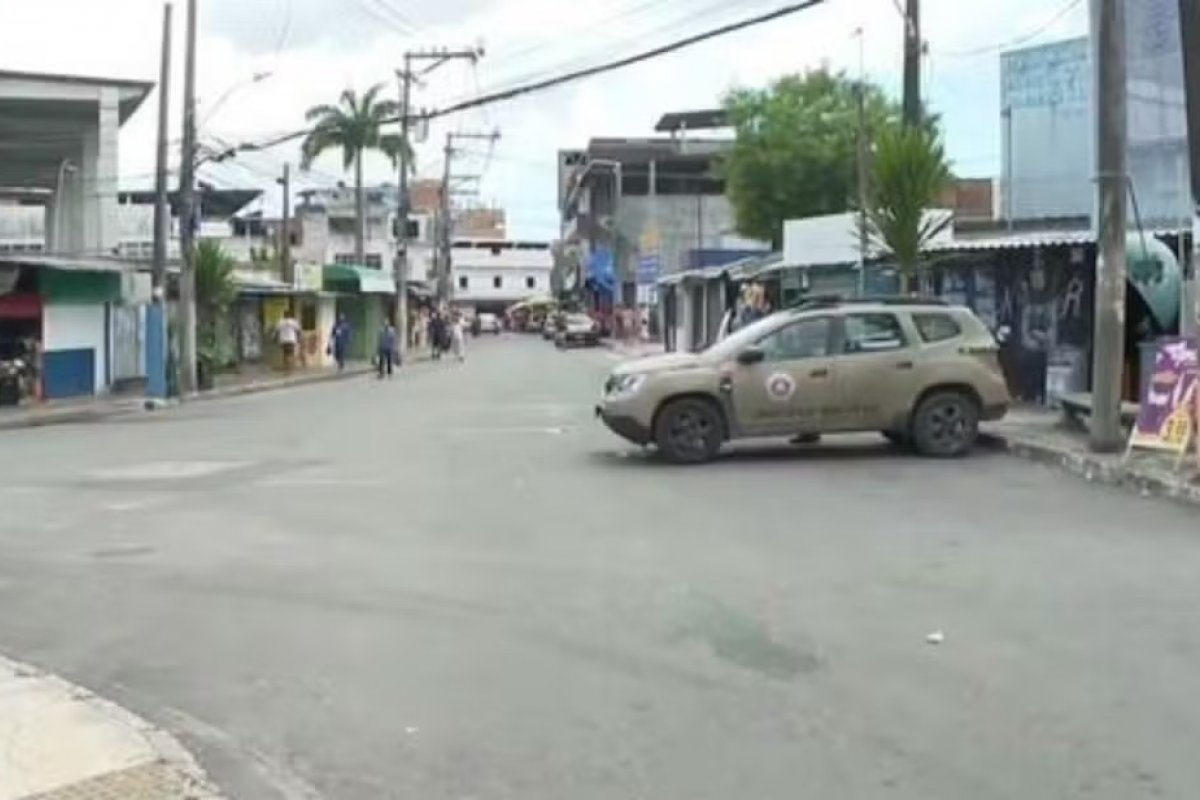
[{"xmin": 766, "ymin": 372, "xmax": 796, "ymax": 401}]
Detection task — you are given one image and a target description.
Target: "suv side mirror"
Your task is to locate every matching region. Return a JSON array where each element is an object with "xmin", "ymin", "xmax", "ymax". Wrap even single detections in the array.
[{"xmin": 736, "ymin": 347, "xmax": 765, "ymax": 366}]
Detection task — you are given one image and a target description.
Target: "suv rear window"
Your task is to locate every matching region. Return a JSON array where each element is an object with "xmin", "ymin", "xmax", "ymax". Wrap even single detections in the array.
[{"xmin": 913, "ymin": 312, "xmax": 962, "ymax": 343}]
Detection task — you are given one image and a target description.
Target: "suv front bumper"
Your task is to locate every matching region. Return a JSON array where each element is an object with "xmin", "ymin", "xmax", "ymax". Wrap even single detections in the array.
[{"xmin": 595, "ymin": 405, "xmax": 652, "ymax": 445}]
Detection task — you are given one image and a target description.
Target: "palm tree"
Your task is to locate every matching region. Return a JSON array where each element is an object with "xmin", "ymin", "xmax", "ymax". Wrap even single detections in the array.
[
  {"xmin": 301, "ymin": 84, "xmax": 412, "ymax": 267},
  {"xmin": 194, "ymin": 240, "xmax": 238, "ymax": 387},
  {"xmin": 866, "ymin": 123, "xmax": 952, "ymax": 292}
]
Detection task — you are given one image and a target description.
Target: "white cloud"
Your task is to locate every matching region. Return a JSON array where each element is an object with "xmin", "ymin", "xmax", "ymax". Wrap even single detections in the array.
[{"xmin": 1, "ymin": 0, "xmax": 1089, "ymax": 238}]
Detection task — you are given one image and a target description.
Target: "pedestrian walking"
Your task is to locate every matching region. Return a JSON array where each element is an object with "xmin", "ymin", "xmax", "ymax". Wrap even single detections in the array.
[
  {"xmin": 450, "ymin": 313, "xmax": 467, "ymax": 362},
  {"xmin": 376, "ymin": 321, "xmax": 398, "ymax": 379},
  {"xmin": 275, "ymin": 309, "xmax": 302, "ymax": 373},
  {"xmin": 429, "ymin": 311, "xmax": 446, "ymax": 361},
  {"xmin": 328, "ymin": 313, "xmax": 351, "ymax": 371}
]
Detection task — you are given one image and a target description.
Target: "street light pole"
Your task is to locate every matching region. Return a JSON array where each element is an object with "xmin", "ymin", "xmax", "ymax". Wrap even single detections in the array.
[{"xmin": 1089, "ymin": 0, "xmax": 1129, "ymax": 453}]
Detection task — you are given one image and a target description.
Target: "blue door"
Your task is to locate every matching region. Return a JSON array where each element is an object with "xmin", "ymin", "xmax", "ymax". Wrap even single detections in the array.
[{"xmin": 42, "ymin": 349, "xmax": 95, "ymax": 399}]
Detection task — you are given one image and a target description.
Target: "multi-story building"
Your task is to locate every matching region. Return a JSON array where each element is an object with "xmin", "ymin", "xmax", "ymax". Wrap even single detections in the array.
[
  {"xmin": 449, "ymin": 238, "xmax": 552, "ymax": 314},
  {"xmin": 558, "ymin": 111, "xmax": 738, "ymax": 311},
  {"xmin": 1001, "ymin": 0, "xmax": 1187, "ymax": 226}
]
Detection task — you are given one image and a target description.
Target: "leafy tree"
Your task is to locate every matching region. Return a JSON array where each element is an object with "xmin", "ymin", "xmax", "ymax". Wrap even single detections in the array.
[
  {"xmin": 865, "ymin": 123, "xmax": 952, "ymax": 290},
  {"xmin": 194, "ymin": 240, "xmax": 238, "ymax": 378},
  {"xmin": 301, "ymin": 85, "xmax": 412, "ymax": 266},
  {"xmin": 721, "ymin": 69, "xmax": 902, "ymax": 248}
]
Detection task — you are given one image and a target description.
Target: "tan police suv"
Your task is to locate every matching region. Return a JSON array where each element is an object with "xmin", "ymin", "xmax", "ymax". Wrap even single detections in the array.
[{"xmin": 596, "ymin": 297, "xmax": 1010, "ymax": 463}]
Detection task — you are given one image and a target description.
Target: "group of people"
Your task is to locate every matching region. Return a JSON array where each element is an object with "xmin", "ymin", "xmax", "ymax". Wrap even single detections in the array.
[
  {"xmin": 325, "ymin": 313, "xmax": 401, "ymax": 378},
  {"xmin": 424, "ymin": 308, "xmax": 467, "ymax": 363}
]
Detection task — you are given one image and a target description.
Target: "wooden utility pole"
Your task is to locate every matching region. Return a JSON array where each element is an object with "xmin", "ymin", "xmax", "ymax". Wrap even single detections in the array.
[
  {"xmin": 147, "ymin": 2, "xmax": 172, "ymax": 401},
  {"xmin": 278, "ymin": 163, "xmax": 292, "ymax": 285},
  {"xmin": 902, "ymin": 0, "xmax": 922, "ymax": 126},
  {"xmin": 177, "ymin": 0, "xmax": 198, "ymax": 394},
  {"xmin": 1090, "ymin": 0, "xmax": 1129, "ymax": 452}
]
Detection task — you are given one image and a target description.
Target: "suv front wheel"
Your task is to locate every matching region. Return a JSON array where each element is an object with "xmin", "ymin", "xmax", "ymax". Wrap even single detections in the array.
[
  {"xmin": 910, "ymin": 391, "xmax": 979, "ymax": 458},
  {"xmin": 654, "ymin": 397, "xmax": 724, "ymax": 463}
]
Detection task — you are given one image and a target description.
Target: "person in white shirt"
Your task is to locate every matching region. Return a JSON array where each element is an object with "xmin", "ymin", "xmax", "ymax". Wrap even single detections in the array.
[{"xmin": 276, "ymin": 311, "xmax": 302, "ymax": 373}]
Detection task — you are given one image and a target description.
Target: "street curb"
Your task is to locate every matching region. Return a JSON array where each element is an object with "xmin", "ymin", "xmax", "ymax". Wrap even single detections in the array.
[
  {"xmin": 0, "ymin": 365, "xmax": 377, "ymax": 433},
  {"xmin": 0, "ymin": 654, "xmax": 225, "ymax": 800},
  {"xmin": 981, "ymin": 430, "xmax": 1200, "ymax": 507}
]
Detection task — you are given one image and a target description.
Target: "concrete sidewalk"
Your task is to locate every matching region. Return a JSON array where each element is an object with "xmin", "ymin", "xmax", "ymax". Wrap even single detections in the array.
[
  {"xmin": 601, "ymin": 339, "xmax": 665, "ymax": 359},
  {"xmin": 0, "ymin": 655, "xmax": 222, "ymax": 800},
  {"xmin": 0, "ymin": 363, "xmax": 374, "ymax": 432},
  {"xmin": 983, "ymin": 407, "xmax": 1200, "ymax": 507}
]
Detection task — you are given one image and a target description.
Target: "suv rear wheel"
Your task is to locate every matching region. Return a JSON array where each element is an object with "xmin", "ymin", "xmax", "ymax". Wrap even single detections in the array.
[
  {"xmin": 910, "ymin": 391, "xmax": 979, "ymax": 457},
  {"xmin": 654, "ymin": 397, "xmax": 723, "ymax": 463}
]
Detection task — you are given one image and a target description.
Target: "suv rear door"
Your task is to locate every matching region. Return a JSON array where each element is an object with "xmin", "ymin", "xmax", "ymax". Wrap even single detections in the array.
[
  {"xmin": 829, "ymin": 311, "xmax": 919, "ymax": 431},
  {"xmin": 728, "ymin": 314, "xmax": 838, "ymax": 436}
]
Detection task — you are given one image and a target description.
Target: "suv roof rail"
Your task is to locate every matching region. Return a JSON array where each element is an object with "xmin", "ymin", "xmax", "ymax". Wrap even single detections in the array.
[{"xmin": 789, "ymin": 294, "xmax": 949, "ymax": 310}]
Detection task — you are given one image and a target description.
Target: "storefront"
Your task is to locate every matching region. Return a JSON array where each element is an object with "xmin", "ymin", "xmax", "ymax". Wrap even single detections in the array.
[{"xmin": 322, "ymin": 265, "xmax": 395, "ymax": 361}]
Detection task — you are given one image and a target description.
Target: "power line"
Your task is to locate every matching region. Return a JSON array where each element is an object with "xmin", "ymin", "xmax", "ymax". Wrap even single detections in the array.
[
  {"xmin": 221, "ymin": 0, "xmax": 828, "ymax": 157},
  {"xmin": 933, "ymin": 0, "xmax": 1084, "ymax": 58}
]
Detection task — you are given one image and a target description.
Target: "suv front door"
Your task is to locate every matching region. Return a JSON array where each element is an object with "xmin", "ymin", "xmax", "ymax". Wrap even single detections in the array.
[
  {"xmin": 728, "ymin": 315, "xmax": 837, "ymax": 436},
  {"xmin": 831, "ymin": 312, "xmax": 919, "ymax": 431}
]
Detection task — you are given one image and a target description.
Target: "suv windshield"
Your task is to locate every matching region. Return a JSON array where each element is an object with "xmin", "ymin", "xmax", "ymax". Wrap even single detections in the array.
[{"xmin": 706, "ymin": 311, "xmax": 792, "ymax": 359}]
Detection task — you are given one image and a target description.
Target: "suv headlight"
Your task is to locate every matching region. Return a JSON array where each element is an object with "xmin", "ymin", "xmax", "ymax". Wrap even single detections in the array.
[{"xmin": 606, "ymin": 373, "xmax": 645, "ymax": 397}]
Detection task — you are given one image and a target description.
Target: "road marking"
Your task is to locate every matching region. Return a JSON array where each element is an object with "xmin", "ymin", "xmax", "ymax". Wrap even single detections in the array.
[{"xmin": 89, "ymin": 461, "xmax": 252, "ymax": 482}]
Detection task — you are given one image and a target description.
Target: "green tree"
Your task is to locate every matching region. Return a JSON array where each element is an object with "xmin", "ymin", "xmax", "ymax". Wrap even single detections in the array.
[
  {"xmin": 194, "ymin": 240, "xmax": 238, "ymax": 381},
  {"xmin": 865, "ymin": 123, "xmax": 952, "ymax": 291},
  {"xmin": 300, "ymin": 85, "xmax": 412, "ymax": 266},
  {"xmin": 721, "ymin": 69, "xmax": 901, "ymax": 248}
]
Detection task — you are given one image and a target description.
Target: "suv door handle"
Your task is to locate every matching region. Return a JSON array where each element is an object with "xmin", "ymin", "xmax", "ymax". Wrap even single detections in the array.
[
  {"xmin": 895, "ymin": 361, "xmax": 914, "ymax": 370},
  {"xmin": 809, "ymin": 367, "xmax": 829, "ymax": 378}
]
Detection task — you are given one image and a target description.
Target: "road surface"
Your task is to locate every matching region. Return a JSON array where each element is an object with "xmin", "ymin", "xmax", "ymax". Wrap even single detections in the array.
[{"xmin": 1, "ymin": 336, "xmax": 1198, "ymax": 799}]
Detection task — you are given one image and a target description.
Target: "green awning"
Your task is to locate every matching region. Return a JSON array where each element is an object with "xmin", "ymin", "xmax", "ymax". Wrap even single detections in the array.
[{"xmin": 323, "ymin": 264, "xmax": 396, "ymax": 295}]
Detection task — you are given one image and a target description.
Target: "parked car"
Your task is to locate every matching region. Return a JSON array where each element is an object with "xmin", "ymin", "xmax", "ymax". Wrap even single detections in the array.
[
  {"xmin": 595, "ymin": 296, "xmax": 1010, "ymax": 463},
  {"xmin": 555, "ymin": 313, "xmax": 601, "ymax": 348},
  {"xmin": 476, "ymin": 312, "xmax": 501, "ymax": 335}
]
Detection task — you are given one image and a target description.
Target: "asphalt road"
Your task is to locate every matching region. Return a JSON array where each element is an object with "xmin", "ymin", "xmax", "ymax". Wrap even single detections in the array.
[{"xmin": 2, "ymin": 335, "xmax": 1200, "ymax": 799}]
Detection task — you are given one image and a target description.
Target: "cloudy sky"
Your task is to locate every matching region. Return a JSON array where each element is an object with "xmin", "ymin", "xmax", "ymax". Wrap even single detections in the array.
[{"xmin": 1, "ymin": 0, "xmax": 1088, "ymax": 237}]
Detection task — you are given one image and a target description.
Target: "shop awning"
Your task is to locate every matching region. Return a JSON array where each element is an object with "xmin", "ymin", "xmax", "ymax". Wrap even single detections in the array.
[
  {"xmin": 0, "ymin": 253, "xmax": 141, "ymax": 273},
  {"xmin": 233, "ymin": 270, "xmax": 293, "ymax": 296},
  {"xmin": 322, "ymin": 264, "xmax": 396, "ymax": 295}
]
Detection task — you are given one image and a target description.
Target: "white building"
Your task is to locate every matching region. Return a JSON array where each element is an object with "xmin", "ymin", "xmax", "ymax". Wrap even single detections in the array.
[{"xmin": 450, "ymin": 239, "xmax": 553, "ymax": 313}]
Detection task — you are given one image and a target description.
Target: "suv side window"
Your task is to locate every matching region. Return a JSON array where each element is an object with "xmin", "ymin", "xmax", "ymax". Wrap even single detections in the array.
[
  {"xmin": 842, "ymin": 313, "xmax": 907, "ymax": 354},
  {"xmin": 757, "ymin": 316, "xmax": 832, "ymax": 362},
  {"xmin": 913, "ymin": 312, "xmax": 962, "ymax": 343}
]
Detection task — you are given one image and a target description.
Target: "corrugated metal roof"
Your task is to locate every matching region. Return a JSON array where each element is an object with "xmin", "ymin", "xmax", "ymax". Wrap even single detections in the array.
[{"xmin": 925, "ymin": 229, "xmax": 1096, "ymax": 252}]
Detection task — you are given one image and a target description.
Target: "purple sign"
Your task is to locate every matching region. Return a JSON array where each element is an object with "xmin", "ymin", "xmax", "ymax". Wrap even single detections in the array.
[{"xmin": 1131, "ymin": 337, "xmax": 1199, "ymax": 451}]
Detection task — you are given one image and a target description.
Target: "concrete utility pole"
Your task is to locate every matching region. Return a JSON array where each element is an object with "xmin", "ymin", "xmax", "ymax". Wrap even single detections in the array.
[
  {"xmin": 394, "ymin": 47, "xmax": 483, "ymax": 357},
  {"xmin": 1090, "ymin": 0, "xmax": 1129, "ymax": 453},
  {"xmin": 147, "ymin": 2, "xmax": 172, "ymax": 402},
  {"xmin": 902, "ymin": 0, "xmax": 922, "ymax": 126},
  {"xmin": 278, "ymin": 163, "xmax": 292, "ymax": 285},
  {"xmin": 437, "ymin": 130, "xmax": 500, "ymax": 302},
  {"xmin": 1177, "ymin": 0, "xmax": 1200, "ymax": 338},
  {"xmin": 177, "ymin": 0, "xmax": 198, "ymax": 394}
]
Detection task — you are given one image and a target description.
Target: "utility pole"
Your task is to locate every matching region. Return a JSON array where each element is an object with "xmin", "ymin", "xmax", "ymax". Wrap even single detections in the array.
[
  {"xmin": 395, "ymin": 46, "xmax": 483, "ymax": 356},
  {"xmin": 278, "ymin": 163, "xmax": 292, "ymax": 285},
  {"xmin": 438, "ymin": 129, "xmax": 501, "ymax": 302},
  {"xmin": 1177, "ymin": 0, "xmax": 1200, "ymax": 338},
  {"xmin": 902, "ymin": 0, "xmax": 922, "ymax": 126},
  {"xmin": 147, "ymin": 1, "xmax": 172, "ymax": 402},
  {"xmin": 1090, "ymin": 0, "xmax": 1128, "ymax": 452},
  {"xmin": 177, "ymin": 0, "xmax": 198, "ymax": 394},
  {"xmin": 855, "ymin": 81, "xmax": 870, "ymax": 296}
]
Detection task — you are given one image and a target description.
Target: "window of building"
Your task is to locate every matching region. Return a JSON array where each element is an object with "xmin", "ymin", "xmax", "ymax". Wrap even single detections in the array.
[
  {"xmin": 334, "ymin": 253, "xmax": 354, "ymax": 265},
  {"xmin": 493, "ymin": 275, "xmax": 502, "ymax": 289},
  {"xmin": 364, "ymin": 254, "xmax": 383, "ymax": 269},
  {"xmin": 458, "ymin": 275, "xmax": 468, "ymax": 290},
  {"xmin": 757, "ymin": 317, "xmax": 832, "ymax": 361},
  {"xmin": 842, "ymin": 313, "xmax": 907, "ymax": 353},
  {"xmin": 912, "ymin": 313, "xmax": 963, "ymax": 343},
  {"xmin": 525, "ymin": 276, "xmax": 536, "ymax": 290}
]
